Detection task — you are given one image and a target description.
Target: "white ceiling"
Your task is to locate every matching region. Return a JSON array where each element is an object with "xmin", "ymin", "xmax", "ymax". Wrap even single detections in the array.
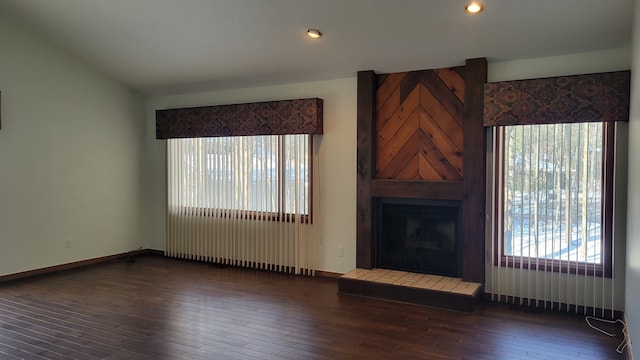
[{"xmin": 0, "ymin": 0, "xmax": 633, "ymax": 95}]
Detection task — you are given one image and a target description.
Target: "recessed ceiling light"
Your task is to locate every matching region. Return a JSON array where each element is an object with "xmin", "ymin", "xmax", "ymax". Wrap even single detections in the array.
[
  {"xmin": 465, "ymin": 2, "xmax": 483, "ymax": 14},
  {"xmin": 306, "ymin": 29, "xmax": 322, "ymax": 39}
]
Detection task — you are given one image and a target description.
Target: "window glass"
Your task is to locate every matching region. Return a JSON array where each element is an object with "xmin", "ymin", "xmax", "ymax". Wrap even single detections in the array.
[
  {"xmin": 168, "ymin": 134, "xmax": 310, "ymax": 216},
  {"xmin": 498, "ymin": 122, "xmax": 607, "ymax": 269}
]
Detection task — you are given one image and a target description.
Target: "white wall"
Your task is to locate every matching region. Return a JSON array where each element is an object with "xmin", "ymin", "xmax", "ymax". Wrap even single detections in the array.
[
  {"xmin": 488, "ymin": 47, "xmax": 631, "ymax": 82},
  {"xmin": 484, "ymin": 48, "xmax": 631, "ymax": 311},
  {"xmin": 625, "ymin": 0, "xmax": 640, "ymax": 355},
  {"xmin": 146, "ymin": 78, "xmax": 357, "ymax": 274},
  {"xmin": 0, "ymin": 13, "xmax": 146, "ymax": 276}
]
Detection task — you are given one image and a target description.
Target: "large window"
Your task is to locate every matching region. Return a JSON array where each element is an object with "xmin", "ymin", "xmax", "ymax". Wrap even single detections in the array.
[
  {"xmin": 168, "ymin": 134, "xmax": 311, "ymax": 220},
  {"xmin": 495, "ymin": 122, "xmax": 613, "ymax": 276}
]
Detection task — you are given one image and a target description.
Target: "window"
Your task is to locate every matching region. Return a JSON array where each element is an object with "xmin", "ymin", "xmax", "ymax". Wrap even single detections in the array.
[
  {"xmin": 168, "ymin": 134, "xmax": 311, "ymax": 220},
  {"xmin": 495, "ymin": 122, "xmax": 613, "ymax": 276}
]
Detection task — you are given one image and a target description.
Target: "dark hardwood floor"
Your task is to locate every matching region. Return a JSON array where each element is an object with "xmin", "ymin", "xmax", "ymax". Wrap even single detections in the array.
[{"xmin": 0, "ymin": 255, "xmax": 627, "ymax": 360}]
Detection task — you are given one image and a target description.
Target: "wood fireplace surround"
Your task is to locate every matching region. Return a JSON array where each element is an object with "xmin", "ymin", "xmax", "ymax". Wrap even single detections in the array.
[{"xmin": 356, "ymin": 58, "xmax": 488, "ymax": 285}]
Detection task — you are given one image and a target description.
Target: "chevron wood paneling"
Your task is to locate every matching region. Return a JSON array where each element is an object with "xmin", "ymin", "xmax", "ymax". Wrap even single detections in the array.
[{"xmin": 376, "ymin": 67, "xmax": 465, "ymax": 181}]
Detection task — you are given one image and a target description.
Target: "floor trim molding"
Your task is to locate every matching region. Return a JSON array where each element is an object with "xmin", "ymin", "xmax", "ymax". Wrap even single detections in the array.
[{"xmin": 0, "ymin": 249, "xmax": 150, "ymax": 282}]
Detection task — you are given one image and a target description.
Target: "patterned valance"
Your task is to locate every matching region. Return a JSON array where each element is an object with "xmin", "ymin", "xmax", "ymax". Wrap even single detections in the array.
[
  {"xmin": 156, "ymin": 98, "xmax": 323, "ymax": 139},
  {"xmin": 483, "ymin": 70, "xmax": 630, "ymax": 127}
]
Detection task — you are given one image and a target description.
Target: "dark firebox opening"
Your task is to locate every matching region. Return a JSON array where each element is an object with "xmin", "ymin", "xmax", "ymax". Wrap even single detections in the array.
[{"xmin": 377, "ymin": 198, "xmax": 461, "ymax": 277}]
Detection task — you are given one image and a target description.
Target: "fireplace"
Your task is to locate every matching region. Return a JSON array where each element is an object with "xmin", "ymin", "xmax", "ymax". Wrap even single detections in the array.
[
  {"xmin": 377, "ymin": 198, "xmax": 461, "ymax": 277},
  {"xmin": 347, "ymin": 63, "xmax": 486, "ymax": 311}
]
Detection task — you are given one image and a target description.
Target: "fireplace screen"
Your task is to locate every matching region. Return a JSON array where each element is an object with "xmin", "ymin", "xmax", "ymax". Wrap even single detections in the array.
[{"xmin": 377, "ymin": 199, "xmax": 461, "ymax": 277}]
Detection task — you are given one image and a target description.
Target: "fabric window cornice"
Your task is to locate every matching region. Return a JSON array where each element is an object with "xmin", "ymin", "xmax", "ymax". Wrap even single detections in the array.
[
  {"xmin": 483, "ymin": 71, "xmax": 630, "ymax": 127},
  {"xmin": 156, "ymin": 98, "xmax": 323, "ymax": 139}
]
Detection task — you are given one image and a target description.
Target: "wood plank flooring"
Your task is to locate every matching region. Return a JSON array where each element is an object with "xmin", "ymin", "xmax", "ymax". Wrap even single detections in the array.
[{"xmin": 0, "ymin": 255, "xmax": 627, "ymax": 359}]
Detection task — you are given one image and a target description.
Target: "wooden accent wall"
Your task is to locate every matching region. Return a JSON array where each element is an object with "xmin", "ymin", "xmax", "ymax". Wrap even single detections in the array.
[
  {"xmin": 356, "ymin": 59, "xmax": 488, "ymax": 284},
  {"xmin": 376, "ymin": 68, "xmax": 464, "ymax": 181}
]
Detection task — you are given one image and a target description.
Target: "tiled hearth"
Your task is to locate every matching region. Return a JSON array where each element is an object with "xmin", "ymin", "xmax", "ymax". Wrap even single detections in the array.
[{"xmin": 338, "ymin": 268, "xmax": 482, "ymax": 313}]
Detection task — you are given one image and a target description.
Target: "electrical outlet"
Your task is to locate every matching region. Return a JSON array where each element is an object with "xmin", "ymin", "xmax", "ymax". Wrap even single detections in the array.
[
  {"xmin": 338, "ymin": 246, "xmax": 344, "ymax": 257},
  {"xmin": 65, "ymin": 239, "xmax": 71, "ymax": 248}
]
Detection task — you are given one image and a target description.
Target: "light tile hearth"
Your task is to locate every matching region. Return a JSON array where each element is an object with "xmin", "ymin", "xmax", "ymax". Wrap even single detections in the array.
[
  {"xmin": 338, "ymin": 268, "xmax": 483, "ymax": 312},
  {"xmin": 341, "ymin": 268, "xmax": 481, "ymax": 295}
]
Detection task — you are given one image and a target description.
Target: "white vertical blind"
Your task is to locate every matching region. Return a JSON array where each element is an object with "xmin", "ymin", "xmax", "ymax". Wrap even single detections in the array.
[{"xmin": 166, "ymin": 135, "xmax": 316, "ymax": 275}]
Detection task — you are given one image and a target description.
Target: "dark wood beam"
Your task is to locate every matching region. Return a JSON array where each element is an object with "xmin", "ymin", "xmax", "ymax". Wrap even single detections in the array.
[
  {"xmin": 371, "ymin": 180, "xmax": 464, "ymax": 200},
  {"xmin": 356, "ymin": 70, "xmax": 376, "ymax": 269},
  {"xmin": 462, "ymin": 58, "xmax": 488, "ymax": 284}
]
